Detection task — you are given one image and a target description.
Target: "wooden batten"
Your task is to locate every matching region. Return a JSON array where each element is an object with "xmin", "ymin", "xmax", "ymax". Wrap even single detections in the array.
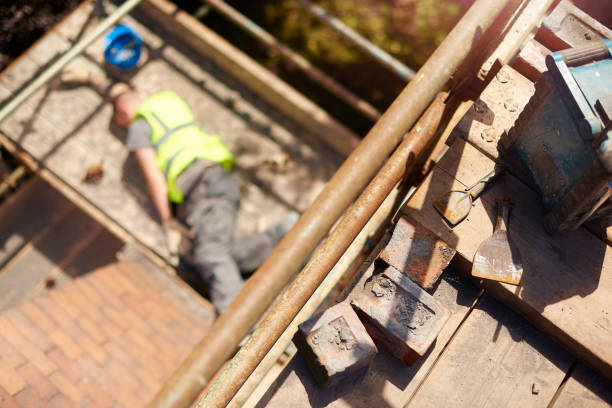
[{"xmin": 136, "ymin": 0, "xmax": 361, "ymax": 157}]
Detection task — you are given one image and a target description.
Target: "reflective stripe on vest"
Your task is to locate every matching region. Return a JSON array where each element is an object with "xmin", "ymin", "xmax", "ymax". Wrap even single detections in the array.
[{"xmin": 134, "ymin": 91, "xmax": 235, "ymax": 203}]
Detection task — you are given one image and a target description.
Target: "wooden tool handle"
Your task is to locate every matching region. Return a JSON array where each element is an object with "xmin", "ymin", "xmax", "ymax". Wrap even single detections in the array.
[
  {"xmin": 494, "ymin": 199, "xmax": 512, "ymax": 232},
  {"xmin": 468, "ymin": 165, "xmax": 504, "ymax": 199}
]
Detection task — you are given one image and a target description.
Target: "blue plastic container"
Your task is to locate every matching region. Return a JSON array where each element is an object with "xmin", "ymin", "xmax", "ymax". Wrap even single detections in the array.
[{"xmin": 104, "ymin": 24, "xmax": 142, "ymax": 69}]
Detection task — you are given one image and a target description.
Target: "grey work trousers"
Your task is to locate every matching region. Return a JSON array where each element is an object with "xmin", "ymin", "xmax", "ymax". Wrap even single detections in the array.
[{"xmin": 176, "ymin": 165, "xmax": 279, "ymax": 312}]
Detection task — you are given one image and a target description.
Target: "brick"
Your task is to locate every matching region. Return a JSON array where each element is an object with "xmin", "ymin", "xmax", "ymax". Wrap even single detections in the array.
[
  {"xmin": 60, "ymin": 287, "xmax": 104, "ymax": 323},
  {"xmin": 105, "ymin": 359, "xmax": 141, "ymax": 392},
  {"xmin": 82, "ymin": 274, "xmax": 124, "ymax": 310},
  {"xmin": 144, "ymin": 312, "xmax": 181, "ymax": 345},
  {"xmin": 0, "ymin": 363, "xmax": 26, "ymax": 395},
  {"xmin": 350, "ymin": 265, "xmax": 450, "ymax": 365},
  {"xmin": 535, "ymin": 0, "xmax": 612, "ymax": 51},
  {"xmin": 47, "ymin": 392, "xmax": 75, "ymax": 408},
  {"xmin": 92, "ymin": 265, "xmax": 128, "ymax": 297},
  {"xmin": 13, "ymin": 388, "xmax": 44, "ymax": 408},
  {"xmin": 167, "ymin": 306, "xmax": 202, "ymax": 330},
  {"xmin": 293, "ymin": 302, "xmax": 377, "ymax": 388},
  {"xmin": 0, "ymin": 336, "xmax": 26, "ymax": 368},
  {"xmin": 103, "ymin": 342, "xmax": 132, "ymax": 367},
  {"xmin": 115, "ymin": 388, "xmax": 144, "ymax": 408},
  {"xmin": 48, "ymin": 289, "xmax": 82, "ymax": 320},
  {"xmin": 47, "ymin": 348, "xmax": 83, "ymax": 383},
  {"xmin": 511, "ymin": 40, "xmax": 550, "ymax": 83},
  {"xmin": 49, "ymin": 329, "xmax": 83, "ymax": 360},
  {"xmin": 49, "ymin": 371, "xmax": 83, "ymax": 403},
  {"xmin": 20, "ymin": 302, "xmax": 56, "ymax": 334},
  {"xmin": 120, "ymin": 294, "xmax": 149, "ymax": 319},
  {"xmin": 4, "ymin": 309, "xmax": 54, "ymax": 352},
  {"xmin": 126, "ymin": 329, "xmax": 158, "ymax": 357},
  {"xmin": 114, "ymin": 336, "xmax": 167, "ymax": 380},
  {"xmin": 17, "ymin": 342, "xmax": 58, "ymax": 376},
  {"xmin": 16, "ymin": 363, "xmax": 58, "ymax": 401},
  {"xmin": 143, "ymin": 300, "xmax": 181, "ymax": 332},
  {"xmin": 0, "ymin": 387, "xmax": 19, "ymax": 408},
  {"xmin": 76, "ymin": 335, "xmax": 107, "ymax": 365},
  {"xmin": 0, "ymin": 317, "xmax": 57, "ymax": 375},
  {"xmin": 108, "ymin": 263, "xmax": 143, "ymax": 297},
  {"xmin": 134, "ymin": 366, "xmax": 162, "ymax": 392},
  {"xmin": 73, "ymin": 279, "xmax": 103, "ymax": 306},
  {"xmin": 134, "ymin": 384, "xmax": 155, "ymax": 403},
  {"xmin": 0, "ymin": 316, "xmax": 27, "ymax": 348},
  {"xmin": 33, "ymin": 296, "xmax": 76, "ymax": 331},
  {"xmin": 99, "ymin": 320, "xmax": 123, "ymax": 342},
  {"xmin": 77, "ymin": 316, "xmax": 107, "ymax": 344},
  {"xmin": 75, "ymin": 356, "xmax": 115, "ymax": 390},
  {"xmin": 101, "ymin": 306, "xmax": 131, "ymax": 330},
  {"xmin": 120, "ymin": 262, "xmax": 160, "ymax": 292},
  {"xmin": 149, "ymin": 332, "xmax": 181, "ymax": 364},
  {"xmin": 78, "ymin": 378, "xmax": 114, "ymax": 408},
  {"xmin": 378, "ymin": 216, "xmax": 455, "ymax": 290},
  {"xmin": 120, "ymin": 309, "xmax": 154, "ymax": 337}
]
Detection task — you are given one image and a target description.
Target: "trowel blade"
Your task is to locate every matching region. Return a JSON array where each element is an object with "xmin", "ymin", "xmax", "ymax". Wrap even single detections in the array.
[
  {"xmin": 433, "ymin": 191, "xmax": 473, "ymax": 225},
  {"xmin": 472, "ymin": 230, "xmax": 523, "ymax": 285}
]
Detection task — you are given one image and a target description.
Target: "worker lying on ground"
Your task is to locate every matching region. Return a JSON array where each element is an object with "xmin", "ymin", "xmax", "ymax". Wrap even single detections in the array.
[{"xmin": 61, "ymin": 68, "xmax": 298, "ymax": 313}]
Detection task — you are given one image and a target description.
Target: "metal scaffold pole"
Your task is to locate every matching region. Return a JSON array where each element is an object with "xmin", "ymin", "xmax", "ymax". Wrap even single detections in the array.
[
  {"xmin": 295, "ymin": 0, "xmax": 416, "ymax": 82},
  {"xmin": 203, "ymin": 0, "xmax": 382, "ymax": 121},
  {"xmin": 149, "ymin": 0, "xmax": 512, "ymax": 406},
  {"xmin": 0, "ymin": 0, "xmax": 146, "ymax": 124}
]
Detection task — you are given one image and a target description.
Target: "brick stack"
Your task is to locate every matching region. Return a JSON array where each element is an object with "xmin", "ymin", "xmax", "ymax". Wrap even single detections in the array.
[
  {"xmin": 293, "ymin": 216, "xmax": 454, "ymax": 387},
  {"xmin": 0, "ymin": 262, "xmax": 213, "ymax": 407}
]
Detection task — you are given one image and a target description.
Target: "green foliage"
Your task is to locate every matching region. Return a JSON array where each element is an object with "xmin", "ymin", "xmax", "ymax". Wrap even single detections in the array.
[{"xmin": 251, "ymin": 0, "xmax": 468, "ymax": 107}]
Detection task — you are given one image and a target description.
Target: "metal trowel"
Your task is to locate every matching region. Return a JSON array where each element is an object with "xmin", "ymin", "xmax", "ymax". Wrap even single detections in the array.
[
  {"xmin": 433, "ymin": 166, "xmax": 503, "ymax": 225},
  {"xmin": 472, "ymin": 199, "xmax": 523, "ymax": 285}
]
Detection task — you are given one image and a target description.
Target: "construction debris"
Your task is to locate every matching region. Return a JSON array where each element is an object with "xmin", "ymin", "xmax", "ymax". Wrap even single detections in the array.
[
  {"xmin": 351, "ymin": 265, "xmax": 450, "ymax": 365},
  {"xmin": 292, "ymin": 302, "xmax": 377, "ymax": 388}
]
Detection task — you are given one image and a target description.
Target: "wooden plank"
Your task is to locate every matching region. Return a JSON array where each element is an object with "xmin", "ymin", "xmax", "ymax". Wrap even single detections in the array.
[
  {"xmin": 511, "ymin": 39, "xmax": 550, "ymax": 82},
  {"xmin": 136, "ymin": 0, "xmax": 360, "ymax": 157},
  {"xmin": 63, "ymin": 229, "xmax": 123, "ymax": 278},
  {"xmin": 455, "ymin": 65, "xmax": 535, "ymax": 163},
  {"xmin": 253, "ymin": 267, "xmax": 483, "ymax": 408},
  {"xmin": 479, "ymin": 0, "xmax": 556, "ymax": 79},
  {"xmin": 0, "ymin": 129, "xmax": 173, "ymax": 274},
  {"xmin": 535, "ymin": 0, "xmax": 612, "ymax": 52},
  {"xmin": 406, "ymin": 295, "xmax": 572, "ymax": 408},
  {"xmin": 552, "ymin": 363, "xmax": 612, "ymax": 408},
  {"xmin": 0, "ymin": 0, "xmax": 344, "ymax": 265},
  {"xmin": 0, "ymin": 206, "xmax": 101, "ymax": 311},
  {"xmin": 453, "ymin": 63, "xmax": 612, "ymax": 244},
  {"xmin": 403, "ymin": 138, "xmax": 612, "ymax": 381},
  {"xmin": 0, "ymin": 177, "xmax": 74, "ymax": 268}
]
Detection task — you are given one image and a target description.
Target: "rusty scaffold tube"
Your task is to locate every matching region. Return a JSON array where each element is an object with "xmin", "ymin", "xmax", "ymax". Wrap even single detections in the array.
[
  {"xmin": 294, "ymin": 0, "xmax": 416, "ymax": 82},
  {"xmin": 203, "ymin": 0, "xmax": 382, "ymax": 121},
  {"xmin": 200, "ymin": 92, "xmax": 447, "ymax": 408},
  {"xmin": 0, "ymin": 0, "xmax": 146, "ymax": 124},
  {"xmin": 148, "ymin": 0, "xmax": 509, "ymax": 406},
  {"xmin": 227, "ymin": 92, "xmax": 447, "ymax": 408}
]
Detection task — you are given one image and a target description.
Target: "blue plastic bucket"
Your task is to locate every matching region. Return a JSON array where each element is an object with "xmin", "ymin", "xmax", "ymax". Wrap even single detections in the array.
[{"xmin": 104, "ymin": 24, "xmax": 142, "ymax": 69}]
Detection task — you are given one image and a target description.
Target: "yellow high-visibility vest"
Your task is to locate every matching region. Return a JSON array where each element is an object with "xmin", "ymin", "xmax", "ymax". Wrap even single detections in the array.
[{"xmin": 135, "ymin": 91, "xmax": 234, "ymax": 203}]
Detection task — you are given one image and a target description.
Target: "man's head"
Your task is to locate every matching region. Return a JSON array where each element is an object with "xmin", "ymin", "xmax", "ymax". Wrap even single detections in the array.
[{"xmin": 109, "ymin": 83, "xmax": 146, "ymax": 128}]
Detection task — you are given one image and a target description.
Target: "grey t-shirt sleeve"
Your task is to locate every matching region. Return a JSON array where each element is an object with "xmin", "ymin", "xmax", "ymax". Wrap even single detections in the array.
[{"xmin": 126, "ymin": 118, "xmax": 153, "ymax": 151}]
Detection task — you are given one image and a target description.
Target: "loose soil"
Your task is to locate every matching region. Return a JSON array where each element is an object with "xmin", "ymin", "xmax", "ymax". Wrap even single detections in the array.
[{"xmin": 0, "ymin": 0, "xmax": 81, "ymax": 72}]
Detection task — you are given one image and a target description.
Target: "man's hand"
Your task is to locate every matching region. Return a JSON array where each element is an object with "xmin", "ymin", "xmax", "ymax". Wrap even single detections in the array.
[{"xmin": 162, "ymin": 218, "xmax": 187, "ymax": 266}]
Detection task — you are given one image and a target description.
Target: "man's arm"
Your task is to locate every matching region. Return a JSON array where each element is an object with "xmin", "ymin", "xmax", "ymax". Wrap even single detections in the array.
[{"xmin": 134, "ymin": 148, "xmax": 172, "ymax": 223}]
